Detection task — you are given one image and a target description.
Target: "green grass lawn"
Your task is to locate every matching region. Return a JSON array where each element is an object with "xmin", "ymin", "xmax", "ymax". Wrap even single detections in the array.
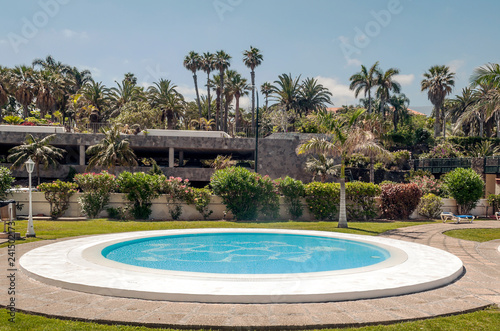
[
  {"xmin": 2, "ymin": 218, "xmax": 499, "ymax": 331},
  {"xmin": 444, "ymin": 228, "xmax": 500, "ymax": 242},
  {"xmin": 1, "ymin": 306, "xmax": 499, "ymax": 331}
]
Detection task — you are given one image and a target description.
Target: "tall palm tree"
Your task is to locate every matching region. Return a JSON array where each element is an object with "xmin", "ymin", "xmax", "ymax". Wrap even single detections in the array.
[
  {"xmin": 388, "ymin": 93, "xmax": 410, "ymax": 132},
  {"xmin": 456, "ymin": 82, "xmax": 496, "ymax": 138},
  {"xmin": 0, "ymin": 66, "xmax": 11, "ymax": 110},
  {"xmin": 376, "ymin": 67, "xmax": 401, "ymax": 119},
  {"xmin": 86, "ymin": 126, "xmax": 138, "ymax": 170},
  {"xmin": 11, "ymin": 65, "xmax": 36, "ymax": 118},
  {"xmin": 230, "ymin": 72, "xmax": 250, "ymax": 132},
  {"xmin": 470, "ymin": 63, "xmax": 500, "ymax": 86},
  {"xmin": 32, "ymin": 55, "xmax": 70, "ymax": 74},
  {"xmin": 260, "ymin": 82, "xmax": 272, "ymax": 109},
  {"xmin": 270, "ymin": 73, "xmax": 301, "ymax": 131},
  {"xmin": 80, "ymin": 79, "xmax": 111, "ymax": 115},
  {"xmin": 349, "ymin": 62, "xmax": 380, "ymax": 114},
  {"xmin": 214, "ymin": 50, "xmax": 231, "ymax": 131},
  {"xmin": 183, "ymin": 51, "xmax": 202, "ymax": 126},
  {"xmin": 222, "ymin": 70, "xmax": 238, "ymax": 132},
  {"xmin": 243, "ymin": 46, "xmax": 263, "ymax": 129},
  {"xmin": 298, "ymin": 77, "xmax": 333, "ymax": 116},
  {"xmin": 421, "ymin": 65, "xmax": 455, "ymax": 137},
  {"xmin": 297, "ymin": 109, "xmax": 387, "ymax": 228},
  {"xmin": 66, "ymin": 66, "xmax": 92, "ymax": 94},
  {"xmin": 7, "ymin": 134, "xmax": 65, "ymax": 185},
  {"xmin": 33, "ymin": 70, "xmax": 63, "ymax": 118},
  {"xmin": 200, "ymin": 52, "xmax": 215, "ymax": 120},
  {"xmin": 147, "ymin": 79, "xmax": 185, "ymax": 129},
  {"xmin": 110, "ymin": 80, "xmax": 144, "ymax": 110}
]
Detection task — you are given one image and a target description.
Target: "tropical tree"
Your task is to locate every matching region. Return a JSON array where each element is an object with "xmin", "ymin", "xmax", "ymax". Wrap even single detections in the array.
[
  {"xmin": 388, "ymin": 93, "xmax": 410, "ymax": 131},
  {"xmin": 32, "ymin": 55, "xmax": 70, "ymax": 73},
  {"xmin": 147, "ymin": 79, "xmax": 185, "ymax": 129},
  {"xmin": 456, "ymin": 82, "xmax": 496, "ymax": 138},
  {"xmin": 222, "ymin": 70, "xmax": 236, "ymax": 132},
  {"xmin": 421, "ymin": 65, "xmax": 455, "ymax": 137},
  {"xmin": 183, "ymin": 51, "xmax": 202, "ymax": 125},
  {"xmin": 189, "ymin": 117, "xmax": 215, "ymax": 131},
  {"xmin": 260, "ymin": 82, "xmax": 272, "ymax": 109},
  {"xmin": 376, "ymin": 67, "xmax": 401, "ymax": 118},
  {"xmin": 66, "ymin": 66, "xmax": 92, "ymax": 93},
  {"xmin": 7, "ymin": 134, "xmax": 65, "ymax": 185},
  {"xmin": 229, "ymin": 72, "xmax": 250, "ymax": 132},
  {"xmin": 297, "ymin": 77, "xmax": 333, "ymax": 116},
  {"xmin": 110, "ymin": 79, "xmax": 144, "ymax": 110},
  {"xmin": 80, "ymin": 79, "xmax": 111, "ymax": 117},
  {"xmin": 200, "ymin": 52, "xmax": 215, "ymax": 120},
  {"xmin": 11, "ymin": 65, "xmax": 36, "ymax": 118},
  {"xmin": 86, "ymin": 126, "xmax": 138, "ymax": 170},
  {"xmin": 243, "ymin": 46, "xmax": 263, "ymax": 129},
  {"xmin": 270, "ymin": 73, "xmax": 301, "ymax": 116},
  {"xmin": 297, "ymin": 109, "xmax": 387, "ymax": 228},
  {"xmin": 470, "ymin": 63, "xmax": 500, "ymax": 86},
  {"xmin": 0, "ymin": 66, "xmax": 11, "ymax": 112},
  {"xmin": 305, "ymin": 154, "xmax": 337, "ymax": 183},
  {"xmin": 214, "ymin": 50, "xmax": 231, "ymax": 131},
  {"xmin": 349, "ymin": 62, "xmax": 380, "ymax": 114}
]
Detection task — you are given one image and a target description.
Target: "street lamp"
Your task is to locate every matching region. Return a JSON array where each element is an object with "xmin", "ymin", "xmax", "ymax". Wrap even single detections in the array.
[
  {"xmin": 25, "ymin": 157, "xmax": 35, "ymax": 238},
  {"xmin": 254, "ymin": 86, "xmax": 260, "ymax": 173}
]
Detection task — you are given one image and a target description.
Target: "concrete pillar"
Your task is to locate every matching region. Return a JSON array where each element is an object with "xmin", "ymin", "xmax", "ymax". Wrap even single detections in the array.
[
  {"xmin": 79, "ymin": 145, "xmax": 85, "ymax": 166},
  {"xmin": 169, "ymin": 147, "xmax": 174, "ymax": 168},
  {"xmin": 179, "ymin": 151, "xmax": 184, "ymax": 167}
]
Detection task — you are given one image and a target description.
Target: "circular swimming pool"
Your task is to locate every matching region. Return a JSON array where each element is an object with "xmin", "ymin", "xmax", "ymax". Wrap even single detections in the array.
[
  {"xmin": 19, "ymin": 228, "xmax": 464, "ymax": 303},
  {"xmin": 102, "ymin": 232, "xmax": 391, "ymax": 274}
]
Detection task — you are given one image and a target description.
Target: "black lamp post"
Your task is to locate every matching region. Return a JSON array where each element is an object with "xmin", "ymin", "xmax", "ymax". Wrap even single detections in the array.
[{"xmin": 254, "ymin": 87, "xmax": 259, "ymax": 173}]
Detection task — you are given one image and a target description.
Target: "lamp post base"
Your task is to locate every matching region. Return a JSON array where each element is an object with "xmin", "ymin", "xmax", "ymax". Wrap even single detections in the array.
[{"xmin": 26, "ymin": 233, "xmax": 36, "ymax": 238}]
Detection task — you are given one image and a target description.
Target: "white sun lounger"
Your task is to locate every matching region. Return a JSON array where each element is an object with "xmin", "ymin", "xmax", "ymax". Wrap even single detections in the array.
[{"xmin": 441, "ymin": 212, "xmax": 474, "ymax": 224}]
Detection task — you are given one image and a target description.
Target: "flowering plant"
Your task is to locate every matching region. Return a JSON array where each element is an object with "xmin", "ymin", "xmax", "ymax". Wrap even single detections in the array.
[
  {"xmin": 74, "ymin": 171, "xmax": 116, "ymax": 218},
  {"xmin": 38, "ymin": 180, "xmax": 78, "ymax": 219},
  {"xmin": 421, "ymin": 142, "xmax": 462, "ymax": 159},
  {"xmin": 411, "ymin": 175, "xmax": 445, "ymax": 197},
  {"xmin": 162, "ymin": 177, "xmax": 194, "ymax": 220}
]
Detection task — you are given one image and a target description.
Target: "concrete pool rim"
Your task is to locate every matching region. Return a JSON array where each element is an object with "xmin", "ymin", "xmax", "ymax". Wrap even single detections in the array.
[{"xmin": 19, "ymin": 228, "xmax": 464, "ymax": 303}]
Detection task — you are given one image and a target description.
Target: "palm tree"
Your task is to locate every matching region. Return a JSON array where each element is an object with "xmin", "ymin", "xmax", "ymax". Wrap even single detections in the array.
[
  {"xmin": 298, "ymin": 77, "xmax": 333, "ymax": 116},
  {"xmin": 147, "ymin": 79, "xmax": 185, "ymax": 129},
  {"xmin": 260, "ymin": 82, "xmax": 272, "ymax": 109},
  {"xmin": 189, "ymin": 117, "xmax": 215, "ymax": 131},
  {"xmin": 0, "ymin": 66, "xmax": 11, "ymax": 111},
  {"xmin": 349, "ymin": 62, "xmax": 380, "ymax": 114},
  {"xmin": 229, "ymin": 72, "xmax": 250, "ymax": 132},
  {"xmin": 80, "ymin": 79, "xmax": 111, "ymax": 116},
  {"xmin": 297, "ymin": 109, "xmax": 387, "ymax": 228},
  {"xmin": 388, "ymin": 93, "xmax": 410, "ymax": 132},
  {"xmin": 214, "ymin": 50, "xmax": 231, "ymax": 131},
  {"xmin": 243, "ymin": 46, "xmax": 263, "ymax": 129},
  {"xmin": 183, "ymin": 51, "xmax": 203, "ymax": 126},
  {"xmin": 7, "ymin": 134, "xmax": 65, "ymax": 185},
  {"xmin": 376, "ymin": 67, "xmax": 401, "ymax": 119},
  {"xmin": 421, "ymin": 65, "xmax": 455, "ymax": 137},
  {"xmin": 11, "ymin": 65, "xmax": 36, "ymax": 118},
  {"xmin": 270, "ymin": 73, "xmax": 301, "ymax": 117},
  {"xmin": 200, "ymin": 52, "xmax": 215, "ymax": 120},
  {"xmin": 456, "ymin": 82, "xmax": 496, "ymax": 138},
  {"xmin": 32, "ymin": 55, "xmax": 70, "ymax": 74},
  {"xmin": 86, "ymin": 126, "xmax": 138, "ymax": 170},
  {"xmin": 305, "ymin": 154, "xmax": 337, "ymax": 183},
  {"xmin": 66, "ymin": 66, "xmax": 92, "ymax": 93},
  {"xmin": 110, "ymin": 79, "xmax": 144, "ymax": 110},
  {"xmin": 470, "ymin": 63, "xmax": 500, "ymax": 86}
]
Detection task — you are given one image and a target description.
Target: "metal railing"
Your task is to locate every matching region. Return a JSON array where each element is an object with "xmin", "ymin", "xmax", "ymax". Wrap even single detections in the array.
[{"xmin": 414, "ymin": 158, "xmax": 472, "ymax": 174}]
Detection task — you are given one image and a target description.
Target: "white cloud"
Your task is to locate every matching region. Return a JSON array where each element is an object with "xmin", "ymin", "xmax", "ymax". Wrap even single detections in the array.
[
  {"xmin": 314, "ymin": 76, "xmax": 356, "ymax": 106},
  {"xmin": 346, "ymin": 58, "xmax": 362, "ymax": 67},
  {"xmin": 447, "ymin": 59, "xmax": 467, "ymax": 80},
  {"xmin": 79, "ymin": 65, "xmax": 101, "ymax": 77},
  {"xmin": 176, "ymin": 85, "xmax": 207, "ymax": 102},
  {"xmin": 62, "ymin": 29, "xmax": 88, "ymax": 39},
  {"xmin": 394, "ymin": 74, "xmax": 415, "ymax": 86}
]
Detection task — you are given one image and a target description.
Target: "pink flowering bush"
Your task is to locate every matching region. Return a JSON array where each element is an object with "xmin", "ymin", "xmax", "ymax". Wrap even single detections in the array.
[
  {"xmin": 74, "ymin": 171, "xmax": 116, "ymax": 218},
  {"xmin": 411, "ymin": 175, "xmax": 445, "ymax": 197},
  {"xmin": 162, "ymin": 177, "xmax": 195, "ymax": 220},
  {"xmin": 421, "ymin": 141, "xmax": 462, "ymax": 159}
]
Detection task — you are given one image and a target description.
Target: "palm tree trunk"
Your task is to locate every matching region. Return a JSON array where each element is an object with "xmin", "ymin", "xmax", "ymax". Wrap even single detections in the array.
[
  {"xmin": 433, "ymin": 106, "xmax": 441, "ymax": 138},
  {"xmin": 193, "ymin": 73, "xmax": 202, "ymax": 128},
  {"xmin": 251, "ymin": 70, "xmax": 255, "ymax": 130},
  {"xmin": 219, "ymin": 69, "xmax": 224, "ymax": 131},
  {"xmin": 36, "ymin": 162, "xmax": 41, "ymax": 185},
  {"xmin": 224, "ymin": 97, "xmax": 230, "ymax": 132},
  {"xmin": 338, "ymin": 162, "xmax": 348, "ymax": 228},
  {"xmin": 496, "ymin": 112, "xmax": 500, "ymax": 138},
  {"xmin": 206, "ymin": 73, "xmax": 211, "ymax": 120},
  {"xmin": 369, "ymin": 159, "xmax": 374, "ymax": 183},
  {"xmin": 235, "ymin": 94, "xmax": 240, "ymax": 134},
  {"xmin": 215, "ymin": 90, "xmax": 220, "ymax": 131},
  {"xmin": 442, "ymin": 108, "xmax": 446, "ymax": 139},
  {"xmin": 367, "ymin": 89, "xmax": 372, "ymax": 114}
]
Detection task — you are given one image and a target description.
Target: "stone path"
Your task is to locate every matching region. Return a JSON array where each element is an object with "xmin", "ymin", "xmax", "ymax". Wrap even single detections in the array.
[{"xmin": 1, "ymin": 221, "xmax": 499, "ymax": 330}]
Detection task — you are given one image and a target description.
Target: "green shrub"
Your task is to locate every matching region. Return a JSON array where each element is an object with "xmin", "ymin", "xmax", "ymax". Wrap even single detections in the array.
[
  {"xmin": 392, "ymin": 150, "xmax": 411, "ymax": 169},
  {"xmin": 106, "ymin": 206, "xmax": 129, "ymax": 220},
  {"xmin": 345, "ymin": 181, "xmax": 381, "ymax": 220},
  {"xmin": 276, "ymin": 176, "xmax": 305, "ymax": 219},
  {"xmin": 192, "ymin": 187, "xmax": 213, "ymax": 220},
  {"xmin": 487, "ymin": 194, "xmax": 500, "ymax": 214},
  {"xmin": 442, "ymin": 168, "xmax": 484, "ymax": 214},
  {"xmin": 162, "ymin": 176, "xmax": 194, "ymax": 220},
  {"xmin": 379, "ymin": 183, "xmax": 422, "ymax": 220},
  {"xmin": 116, "ymin": 172, "xmax": 162, "ymax": 219},
  {"xmin": 304, "ymin": 182, "xmax": 340, "ymax": 220},
  {"xmin": 210, "ymin": 167, "xmax": 279, "ymax": 220},
  {"xmin": 74, "ymin": 171, "xmax": 116, "ymax": 219},
  {"xmin": 345, "ymin": 153, "xmax": 370, "ymax": 168},
  {"xmin": 38, "ymin": 180, "xmax": 78, "ymax": 219},
  {"xmin": 404, "ymin": 169, "xmax": 433, "ymax": 181},
  {"xmin": 0, "ymin": 166, "xmax": 14, "ymax": 201},
  {"xmin": 3, "ymin": 115, "xmax": 23, "ymax": 125},
  {"xmin": 417, "ymin": 193, "xmax": 443, "ymax": 219}
]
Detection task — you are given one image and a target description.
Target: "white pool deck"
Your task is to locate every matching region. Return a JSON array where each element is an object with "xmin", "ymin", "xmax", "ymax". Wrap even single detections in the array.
[{"xmin": 19, "ymin": 228, "xmax": 464, "ymax": 303}]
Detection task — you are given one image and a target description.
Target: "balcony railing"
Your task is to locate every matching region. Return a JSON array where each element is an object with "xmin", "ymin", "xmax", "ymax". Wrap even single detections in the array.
[{"xmin": 414, "ymin": 158, "xmax": 472, "ymax": 174}]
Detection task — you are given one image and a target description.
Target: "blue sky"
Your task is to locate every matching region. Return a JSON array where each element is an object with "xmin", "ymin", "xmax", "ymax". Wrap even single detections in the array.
[{"xmin": 1, "ymin": 0, "xmax": 499, "ymax": 114}]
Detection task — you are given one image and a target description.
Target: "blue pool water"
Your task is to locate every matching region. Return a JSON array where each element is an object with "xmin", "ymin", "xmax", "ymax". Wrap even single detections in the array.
[{"xmin": 102, "ymin": 232, "xmax": 390, "ymax": 274}]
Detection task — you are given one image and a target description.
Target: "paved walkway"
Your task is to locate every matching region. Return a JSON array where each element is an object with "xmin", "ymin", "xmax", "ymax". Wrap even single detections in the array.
[{"xmin": 1, "ymin": 221, "xmax": 499, "ymax": 330}]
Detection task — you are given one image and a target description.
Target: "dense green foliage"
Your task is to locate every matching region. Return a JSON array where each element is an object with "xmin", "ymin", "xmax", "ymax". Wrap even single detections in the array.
[
  {"xmin": 276, "ymin": 176, "xmax": 305, "ymax": 219},
  {"xmin": 345, "ymin": 181, "xmax": 381, "ymax": 220},
  {"xmin": 74, "ymin": 171, "xmax": 116, "ymax": 218},
  {"xmin": 304, "ymin": 182, "xmax": 340, "ymax": 220},
  {"xmin": 162, "ymin": 176, "xmax": 194, "ymax": 220},
  {"xmin": 191, "ymin": 187, "xmax": 213, "ymax": 220},
  {"xmin": 379, "ymin": 183, "xmax": 422, "ymax": 219},
  {"xmin": 417, "ymin": 193, "xmax": 444, "ymax": 219},
  {"xmin": 487, "ymin": 193, "xmax": 500, "ymax": 213},
  {"xmin": 38, "ymin": 180, "xmax": 78, "ymax": 219},
  {"xmin": 210, "ymin": 167, "xmax": 279, "ymax": 220},
  {"xmin": 0, "ymin": 166, "xmax": 14, "ymax": 200},
  {"xmin": 442, "ymin": 168, "xmax": 484, "ymax": 214},
  {"xmin": 116, "ymin": 172, "xmax": 162, "ymax": 219}
]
